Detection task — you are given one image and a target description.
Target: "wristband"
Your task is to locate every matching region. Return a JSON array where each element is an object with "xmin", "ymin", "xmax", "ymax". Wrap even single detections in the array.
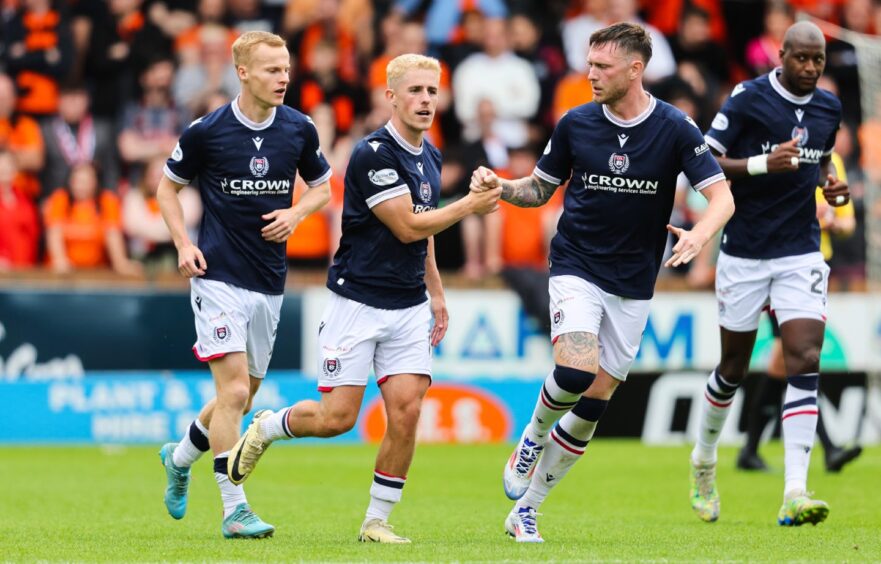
[{"xmin": 747, "ymin": 154, "xmax": 768, "ymax": 176}]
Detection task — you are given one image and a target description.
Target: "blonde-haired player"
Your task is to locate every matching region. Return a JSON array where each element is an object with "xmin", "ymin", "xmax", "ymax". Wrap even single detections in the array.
[
  {"xmin": 227, "ymin": 53, "xmax": 501, "ymax": 543},
  {"xmin": 158, "ymin": 30, "xmax": 332, "ymax": 538}
]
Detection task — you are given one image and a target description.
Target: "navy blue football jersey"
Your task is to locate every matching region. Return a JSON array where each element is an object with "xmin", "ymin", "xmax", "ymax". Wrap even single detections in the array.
[
  {"xmin": 164, "ymin": 99, "xmax": 331, "ymax": 295},
  {"xmin": 705, "ymin": 69, "xmax": 841, "ymax": 259},
  {"xmin": 327, "ymin": 122, "xmax": 441, "ymax": 309},
  {"xmin": 537, "ymin": 96, "xmax": 725, "ymax": 299}
]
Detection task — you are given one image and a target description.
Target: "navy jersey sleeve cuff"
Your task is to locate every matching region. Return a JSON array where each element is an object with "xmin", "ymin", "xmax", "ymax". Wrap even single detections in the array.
[
  {"xmin": 304, "ymin": 168, "xmax": 333, "ymax": 187},
  {"xmin": 534, "ymin": 166, "xmax": 562, "ymax": 185},
  {"xmin": 692, "ymin": 172, "xmax": 727, "ymax": 191},
  {"xmin": 366, "ymin": 184, "xmax": 410, "ymax": 208},
  {"xmin": 163, "ymin": 165, "xmax": 190, "ymax": 185},
  {"xmin": 704, "ymin": 135, "xmax": 727, "ymax": 155}
]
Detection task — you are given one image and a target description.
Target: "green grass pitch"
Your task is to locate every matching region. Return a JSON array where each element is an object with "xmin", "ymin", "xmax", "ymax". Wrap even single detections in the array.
[{"xmin": 1, "ymin": 441, "xmax": 878, "ymax": 561}]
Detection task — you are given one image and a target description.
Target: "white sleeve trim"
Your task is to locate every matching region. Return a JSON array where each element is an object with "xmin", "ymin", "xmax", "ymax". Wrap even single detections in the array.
[
  {"xmin": 822, "ymin": 148, "xmax": 834, "ymax": 157},
  {"xmin": 692, "ymin": 172, "xmax": 727, "ymax": 191},
  {"xmin": 704, "ymin": 135, "xmax": 727, "ymax": 155},
  {"xmin": 533, "ymin": 166, "xmax": 562, "ymax": 185},
  {"xmin": 366, "ymin": 184, "xmax": 410, "ymax": 208},
  {"xmin": 163, "ymin": 165, "xmax": 190, "ymax": 185},
  {"xmin": 304, "ymin": 168, "xmax": 333, "ymax": 187}
]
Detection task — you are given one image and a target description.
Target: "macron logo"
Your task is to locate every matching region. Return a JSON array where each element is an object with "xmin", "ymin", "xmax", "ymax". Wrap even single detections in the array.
[
  {"xmin": 731, "ymin": 83, "xmax": 746, "ymax": 97},
  {"xmin": 617, "ymin": 134, "xmax": 629, "ymax": 148},
  {"xmin": 795, "ymin": 109, "xmax": 804, "ymax": 123},
  {"xmin": 252, "ymin": 137, "xmax": 264, "ymax": 150},
  {"xmin": 369, "ymin": 141, "xmax": 381, "ymax": 152}
]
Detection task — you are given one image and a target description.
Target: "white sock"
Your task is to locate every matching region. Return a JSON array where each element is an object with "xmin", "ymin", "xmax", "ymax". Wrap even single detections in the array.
[
  {"xmin": 518, "ymin": 397, "xmax": 607, "ymax": 511},
  {"xmin": 526, "ymin": 366, "xmax": 593, "ymax": 444},
  {"xmin": 214, "ymin": 452, "xmax": 247, "ymax": 518},
  {"xmin": 260, "ymin": 407, "xmax": 295, "ymax": 442},
  {"xmin": 782, "ymin": 374, "xmax": 819, "ymax": 496},
  {"xmin": 692, "ymin": 369, "xmax": 739, "ymax": 465},
  {"xmin": 173, "ymin": 419, "xmax": 210, "ymax": 468},
  {"xmin": 366, "ymin": 470, "xmax": 404, "ymax": 522}
]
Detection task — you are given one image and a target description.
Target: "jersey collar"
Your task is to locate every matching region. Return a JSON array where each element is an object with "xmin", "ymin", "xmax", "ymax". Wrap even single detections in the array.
[
  {"xmin": 602, "ymin": 94, "xmax": 656, "ymax": 128},
  {"xmin": 231, "ymin": 96, "xmax": 276, "ymax": 130},
  {"xmin": 769, "ymin": 68, "xmax": 813, "ymax": 105},
  {"xmin": 384, "ymin": 121, "xmax": 423, "ymax": 155}
]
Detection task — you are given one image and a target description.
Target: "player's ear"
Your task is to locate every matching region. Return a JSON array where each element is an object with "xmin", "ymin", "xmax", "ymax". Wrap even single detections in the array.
[
  {"xmin": 236, "ymin": 64, "xmax": 248, "ymax": 82},
  {"xmin": 385, "ymin": 88, "xmax": 396, "ymax": 107}
]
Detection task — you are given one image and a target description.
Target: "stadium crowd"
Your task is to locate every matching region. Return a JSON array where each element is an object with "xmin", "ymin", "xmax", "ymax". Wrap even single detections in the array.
[{"xmin": 0, "ymin": 0, "xmax": 879, "ymax": 288}]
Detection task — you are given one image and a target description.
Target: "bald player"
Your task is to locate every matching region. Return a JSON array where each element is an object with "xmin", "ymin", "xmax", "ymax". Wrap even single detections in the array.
[{"xmin": 689, "ymin": 21, "xmax": 849, "ymax": 527}]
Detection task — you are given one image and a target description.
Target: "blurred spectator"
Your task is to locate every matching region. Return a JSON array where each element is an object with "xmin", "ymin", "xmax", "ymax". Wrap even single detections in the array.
[
  {"xmin": 118, "ymin": 57, "xmax": 187, "ymax": 185},
  {"xmin": 562, "ymin": 0, "xmax": 675, "ymax": 83},
  {"xmin": 453, "ymin": 18, "xmax": 540, "ymax": 147},
  {"xmin": 286, "ymin": 39, "xmax": 365, "ymax": 136},
  {"xmin": 145, "ymin": 0, "xmax": 197, "ymax": 42},
  {"xmin": 284, "ymin": 0, "xmax": 371, "ymax": 83},
  {"xmin": 744, "ymin": 1, "xmax": 792, "ymax": 77},
  {"xmin": 83, "ymin": 0, "xmax": 173, "ymax": 119},
  {"xmin": 367, "ymin": 20, "xmax": 451, "ymax": 147},
  {"xmin": 0, "ymin": 149, "xmax": 40, "ymax": 270},
  {"xmin": 438, "ymin": 8, "xmax": 487, "ymax": 71},
  {"xmin": 642, "ymin": 0, "xmax": 726, "ymax": 43},
  {"xmin": 509, "ymin": 10, "xmax": 567, "ymax": 132},
  {"xmin": 41, "ymin": 82, "xmax": 119, "ymax": 195},
  {"xmin": 393, "ymin": 0, "xmax": 507, "ymax": 56},
  {"xmin": 227, "ymin": 0, "xmax": 280, "ymax": 34},
  {"xmin": 484, "ymin": 144, "xmax": 563, "ymax": 335},
  {"xmin": 1, "ymin": 0, "xmax": 73, "ymax": 116},
  {"xmin": 122, "ymin": 156, "xmax": 200, "ymax": 273},
  {"xmin": 43, "ymin": 161, "xmax": 142, "ymax": 276},
  {"xmin": 172, "ymin": 23, "xmax": 239, "ymax": 114},
  {"xmin": 669, "ymin": 5, "xmax": 729, "ymax": 85},
  {"xmin": 0, "ymin": 72, "xmax": 44, "ymax": 199},
  {"xmin": 858, "ymin": 92, "xmax": 881, "ymax": 185},
  {"xmin": 826, "ymin": 0, "xmax": 873, "ymax": 126},
  {"xmin": 174, "ymin": 0, "xmax": 237, "ymax": 67},
  {"xmin": 552, "ymin": 69, "xmax": 593, "ymax": 122}
]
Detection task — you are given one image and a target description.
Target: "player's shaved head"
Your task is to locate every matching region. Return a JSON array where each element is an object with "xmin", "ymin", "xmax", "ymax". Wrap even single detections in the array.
[{"xmin": 782, "ymin": 21, "xmax": 825, "ymax": 51}]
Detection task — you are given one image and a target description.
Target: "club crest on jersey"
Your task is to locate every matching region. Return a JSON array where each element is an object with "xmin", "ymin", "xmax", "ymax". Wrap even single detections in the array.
[
  {"xmin": 323, "ymin": 357, "xmax": 341, "ymax": 378},
  {"xmin": 791, "ymin": 126, "xmax": 809, "ymax": 147},
  {"xmin": 213, "ymin": 325, "xmax": 230, "ymax": 343},
  {"xmin": 608, "ymin": 153, "xmax": 630, "ymax": 175},
  {"xmin": 552, "ymin": 309, "xmax": 564, "ymax": 326},
  {"xmin": 419, "ymin": 181, "xmax": 432, "ymax": 203},
  {"xmin": 249, "ymin": 156, "xmax": 269, "ymax": 178}
]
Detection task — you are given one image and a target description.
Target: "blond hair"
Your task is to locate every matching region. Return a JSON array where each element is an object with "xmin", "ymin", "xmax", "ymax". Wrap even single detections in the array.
[
  {"xmin": 232, "ymin": 31, "xmax": 288, "ymax": 68},
  {"xmin": 386, "ymin": 53, "xmax": 441, "ymax": 90}
]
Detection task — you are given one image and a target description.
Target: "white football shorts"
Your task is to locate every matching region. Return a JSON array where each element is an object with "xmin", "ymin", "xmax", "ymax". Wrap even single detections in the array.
[
  {"xmin": 716, "ymin": 250, "xmax": 829, "ymax": 332},
  {"xmin": 317, "ymin": 292, "xmax": 432, "ymax": 391},
  {"xmin": 549, "ymin": 275, "xmax": 651, "ymax": 381},
  {"xmin": 191, "ymin": 277, "xmax": 283, "ymax": 379}
]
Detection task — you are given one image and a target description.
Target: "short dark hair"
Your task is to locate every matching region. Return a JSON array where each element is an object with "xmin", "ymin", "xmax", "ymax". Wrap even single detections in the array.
[{"xmin": 589, "ymin": 22, "xmax": 653, "ymax": 65}]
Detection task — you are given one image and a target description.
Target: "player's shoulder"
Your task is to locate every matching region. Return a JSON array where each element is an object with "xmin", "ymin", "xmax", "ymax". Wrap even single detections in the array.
[
  {"xmin": 723, "ymin": 75, "xmax": 766, "ymax": 105},
  {"xmin": 274, "ymin": 104, "xmax": 317, "ymax": 128},
  {"xmin": 183, "ymin": 104, "xmax": 229, "ymax": 135},
  {"xmin": 559, "ymin": 101, "xmax": 601, "ymax": 123},
  {"xmin": 653, "ymin": 98, "xmax": 703, "ymax": 133},
  {"xmin": 424, "ymin": 137, "xmax": 442, "ymax": 162},
  {"xmin": 812, "ymin": 87, "xmax": 842, "ymax": 112},
  {"xmin": 350, "ymin": 127, "xmax": 398, "ymax": 164}
]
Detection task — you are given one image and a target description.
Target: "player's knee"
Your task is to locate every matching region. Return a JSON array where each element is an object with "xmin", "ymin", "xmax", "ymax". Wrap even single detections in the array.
[
  {"xmin": 386, "ymin": 398, "xmax": 422, "ymax": 432},
  {"xmin": 788, "ymin": 344, "xmax": 821, "ymax": 374},
  {"xmin": 219, "ymin": 383, "xmax": 250, "ymax": 411},
  {"xmin": 323, "ymin": 412, "xmax": 358, "ymax": 437}
]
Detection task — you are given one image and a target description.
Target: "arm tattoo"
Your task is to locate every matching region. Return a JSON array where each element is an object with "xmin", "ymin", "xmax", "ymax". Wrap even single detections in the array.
[
  {"xmin": 556, "ymin": 332, "xmax": 599, "ymax": 372},
  {"xmin": 500, "ymin": 175, "xmax": 558, "ymax": 208}
]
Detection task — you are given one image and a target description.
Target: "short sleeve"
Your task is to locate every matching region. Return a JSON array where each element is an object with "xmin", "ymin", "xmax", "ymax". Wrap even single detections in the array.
[
  {"xmin": 534, "ymin": 113, "xmax": 573, "ymax": 186},
  {"xmin": 297, "ymin": 118, "xmax": 333, "ymax": 187},
  {"xmin": 823, "ymin": 101, "xmax": 842, "ymax": 157},
  {"xmin": 99, "ymin": 191, "xmax": 122, "ymax": 228},
  {"xmin": 164, "ymin": 117, "xmax": 206, "ymax": 185},
  {"xmin": 679, "ymin": 116, "xmax": 726, "ymax": 191},
  {"xmin": 704, "ymin": 83, "xmax": 749, "ymax": 155},
  {"xmin": 43, "ymin": 189, "xmax": 69, "ymax": 227},
  {"xmin": 352, "ymin": 143, "xmax": 409, "ymax": 209}
]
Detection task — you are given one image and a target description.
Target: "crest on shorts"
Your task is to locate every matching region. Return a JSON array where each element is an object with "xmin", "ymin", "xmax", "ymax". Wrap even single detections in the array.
[
  {"xmin": 608, "ymin": 153, "xmax": 630, "ymax": 175},
  {"xmin": 790, "ymin": 126, "xmax": 809, "ymax": 147},
  {"xmin": 249, "ymin": 156, "xmax": 269, "ymax": 177},
  {"xmin": 552, "ymin": 309, "xmax": 565, "ymax": 326},
  {"xmin": 323, "ymin": 357, "xmax": 341, "ymax": 378},
  {"xmin": 213, "ymin": 325, "xmax": 230, "ymax": 343},
  {"xmin": 419, "ymin": 181, "xmax": 432, "ymax": 203}
]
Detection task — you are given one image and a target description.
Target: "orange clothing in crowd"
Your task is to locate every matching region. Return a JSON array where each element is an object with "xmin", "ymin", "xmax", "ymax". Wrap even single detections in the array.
[
  {"xmin": 286, "ymin": 175, "xmax": 344, "ymax": 260},
  {"xmin": 299, "ymin": 25, "xmax": 359, "ymax": 83},
  {"xmin": 15, "ymin": 9, "xmax": 65, "ymax": 115},
  {"xmin": 0, "ymin": 183, "xmax": 40, "ymax": 267},
  {"xmin": 174, "ymin": 24, "xmax": 238, "ymax": 54},
  {"xmin": 43, "ymin": 188, "xmax": 122, "ymax": 268},
  {"xmin": 496, "ymin": 189, "xmax": 564, "ymax": 270},
  {"xmin": 0, "ymin": 114, "xmax": 43, "ymax": 198},
  {"xmin": 553, "ymin": 73, "xmax": 593, "ymax": 122},
  {"xmin": 640, "ymin": 0, "xmax": 727, "ymax": 42}
]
